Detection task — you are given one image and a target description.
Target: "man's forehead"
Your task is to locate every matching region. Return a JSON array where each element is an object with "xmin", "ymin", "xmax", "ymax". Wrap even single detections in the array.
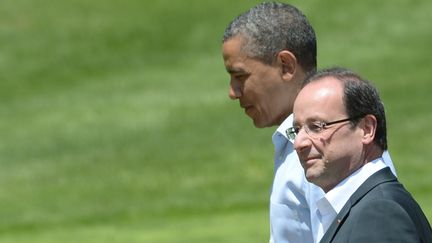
[
  {"xmin": 294, "ymin": 78, "xmax": 345, "ymax": 118},
  {"xmin": 222, "ymin": 36, "xmax": 246, "ymax": 56}
]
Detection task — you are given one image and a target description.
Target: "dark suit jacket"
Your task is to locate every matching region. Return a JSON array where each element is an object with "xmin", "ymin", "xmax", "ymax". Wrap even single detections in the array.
[{"xmin": 320, "ymin": 167, "xmax": 432, "ymax": 243}]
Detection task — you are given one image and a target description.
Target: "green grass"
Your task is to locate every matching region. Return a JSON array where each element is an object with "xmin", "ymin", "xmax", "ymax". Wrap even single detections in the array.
[{"xmin": 0, "ymin": 0, "xmax": 431, "ymax": 242}]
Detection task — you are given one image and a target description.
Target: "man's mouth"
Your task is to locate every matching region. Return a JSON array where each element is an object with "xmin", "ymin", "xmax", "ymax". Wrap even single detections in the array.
[
  {"xmin": 301, "ymin": 156, "xmax": 321, "ymax": 167},
  {"xmin": 241, "ymin": 104, "xmax": 253, "ymax": 112}
]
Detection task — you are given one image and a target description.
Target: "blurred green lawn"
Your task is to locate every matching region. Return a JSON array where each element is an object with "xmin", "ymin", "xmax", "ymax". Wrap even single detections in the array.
[{"xmin": 0, "ymin": 0, "xmax": 431, "ymax": 242}]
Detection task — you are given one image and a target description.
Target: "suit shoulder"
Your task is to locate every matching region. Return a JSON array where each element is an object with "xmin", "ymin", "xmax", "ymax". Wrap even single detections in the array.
[
  {"xmin": 348, "ymin": 183, "xmax": 432, "ymax": 242},
  {"xmin": 355, "ymin": 179, "xmax": 415, "ymax": 204},
  {"xmin": 344, "ymin": 199, "xmax": 421, "ymax": 242}
]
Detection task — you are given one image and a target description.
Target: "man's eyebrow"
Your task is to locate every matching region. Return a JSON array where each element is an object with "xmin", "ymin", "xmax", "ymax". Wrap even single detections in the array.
[
  {"xmin": 292, "ymin": 116, "xmax": 321, "ymax": 126},
  {"xmin": 226, "ymin": 67, "xmax": 246, "ymax": 74}
]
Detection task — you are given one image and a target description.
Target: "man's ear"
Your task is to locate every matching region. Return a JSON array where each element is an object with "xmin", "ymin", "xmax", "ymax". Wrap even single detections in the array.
[
  {"xmin": 277, "ymin": 50, "xmax": 297, "ymax": 81},
  {"xmin": 361, "ymin": 115, "xmax": 377, "ymax": 145}
]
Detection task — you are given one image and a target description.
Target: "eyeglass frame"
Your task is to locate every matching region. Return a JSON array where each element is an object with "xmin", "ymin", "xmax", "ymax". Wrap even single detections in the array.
[{"xmin": 286, "ymin": 115, "xmax": 364, "ymax": 141}]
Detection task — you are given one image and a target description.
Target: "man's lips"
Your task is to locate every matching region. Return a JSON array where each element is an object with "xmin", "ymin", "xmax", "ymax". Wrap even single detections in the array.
[
  {"xmin": 300, "ymin": 156, "xmax": 321, "ymax": 166},
  {"xmin": 241, "ymin": 104, "xmax": 254, "ymax": 114},
  {"xmin": 240, "ymin": 103, "xmax": 252, "ymax": 109}
]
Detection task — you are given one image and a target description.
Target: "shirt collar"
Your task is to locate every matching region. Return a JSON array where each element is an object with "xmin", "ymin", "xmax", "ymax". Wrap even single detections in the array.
[
  {"xmin": 274, "ymin": 114, "xmax": 294, "ymax": 139},
  {"xmin": 322, "ymin": 158, "xmax": 388, "ymax": 214}
]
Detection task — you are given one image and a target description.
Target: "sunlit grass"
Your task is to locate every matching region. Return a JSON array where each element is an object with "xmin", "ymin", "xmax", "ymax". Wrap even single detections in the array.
[{"xmin": 0, "ymin": 0, "xmax": 430, "ymax": 242}]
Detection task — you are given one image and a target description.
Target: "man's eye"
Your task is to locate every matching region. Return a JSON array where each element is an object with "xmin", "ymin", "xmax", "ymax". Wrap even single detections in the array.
[
  {"xmin": 235, "ymin": 74, "xmax": 248, "ymax": 80},
  {"xmin": 308, "ymin": 123, "xmax": 323, "ymax": 133}
]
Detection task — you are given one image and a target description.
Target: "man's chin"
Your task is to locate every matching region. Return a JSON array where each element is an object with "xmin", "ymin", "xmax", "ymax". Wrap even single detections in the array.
[
  {"xmin": 305, "ymin": 172, "xmax": 319, "ymax": 185},
  {"xmin": 248, "ymin": 112, "xmax": 275, "ymax": 128},
  {"xmin": 252, "ymin": 118, "xmax": 271, "ymax": 128}
]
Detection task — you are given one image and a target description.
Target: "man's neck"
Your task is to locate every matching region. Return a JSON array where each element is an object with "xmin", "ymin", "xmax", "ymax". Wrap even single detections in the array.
[{"xmin": 364, "ymin": 145, "xmax": 384, "ymax": 165}]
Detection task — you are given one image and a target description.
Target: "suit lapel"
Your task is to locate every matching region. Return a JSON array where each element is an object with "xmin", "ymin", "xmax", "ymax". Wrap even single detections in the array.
[
  {"xmin": 319, "ymin": 199, "xmax": 352, "ymax": 243},
  {"xmin": 319, "ymin": 168, "xmax": 397, "ymax": 243}
]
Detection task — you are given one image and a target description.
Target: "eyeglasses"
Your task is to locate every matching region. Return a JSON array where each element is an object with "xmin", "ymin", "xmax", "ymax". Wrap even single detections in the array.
[{"xmin": 286, "ymin": 116, "xmax": 363, "ymax": 141}]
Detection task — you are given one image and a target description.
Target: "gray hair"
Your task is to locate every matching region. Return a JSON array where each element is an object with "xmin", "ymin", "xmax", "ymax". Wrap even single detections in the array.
[{"xmin": 223, "ymin": 2, "xmax": 316, "ymax": 71}]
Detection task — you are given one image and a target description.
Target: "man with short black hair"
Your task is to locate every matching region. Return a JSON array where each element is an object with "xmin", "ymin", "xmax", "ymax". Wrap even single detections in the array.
[{"xmin": 290, "ymin": 67, "xmax": 431, "ymax": 242}]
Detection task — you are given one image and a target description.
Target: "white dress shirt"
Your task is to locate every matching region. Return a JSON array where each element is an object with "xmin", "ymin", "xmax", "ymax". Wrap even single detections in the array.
[{"xmin": 270, "ymin": 114, "xmax": 397, "ymax": 243}]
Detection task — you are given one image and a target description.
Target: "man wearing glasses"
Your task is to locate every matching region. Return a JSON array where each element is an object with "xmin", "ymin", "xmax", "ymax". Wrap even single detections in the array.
[{"xmin": 290, "ymin": 67, "xmax": 431, "ymax": 242}]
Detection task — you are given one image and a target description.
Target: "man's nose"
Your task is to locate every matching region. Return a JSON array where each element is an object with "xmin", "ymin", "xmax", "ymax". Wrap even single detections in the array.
[
  {"xmin": 293, "ymin": 128, "xmax": 311, "ymax": 152},
  {"xmin": 229, "ymin": 81, "xmax": 242, "ymax": 100}
]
